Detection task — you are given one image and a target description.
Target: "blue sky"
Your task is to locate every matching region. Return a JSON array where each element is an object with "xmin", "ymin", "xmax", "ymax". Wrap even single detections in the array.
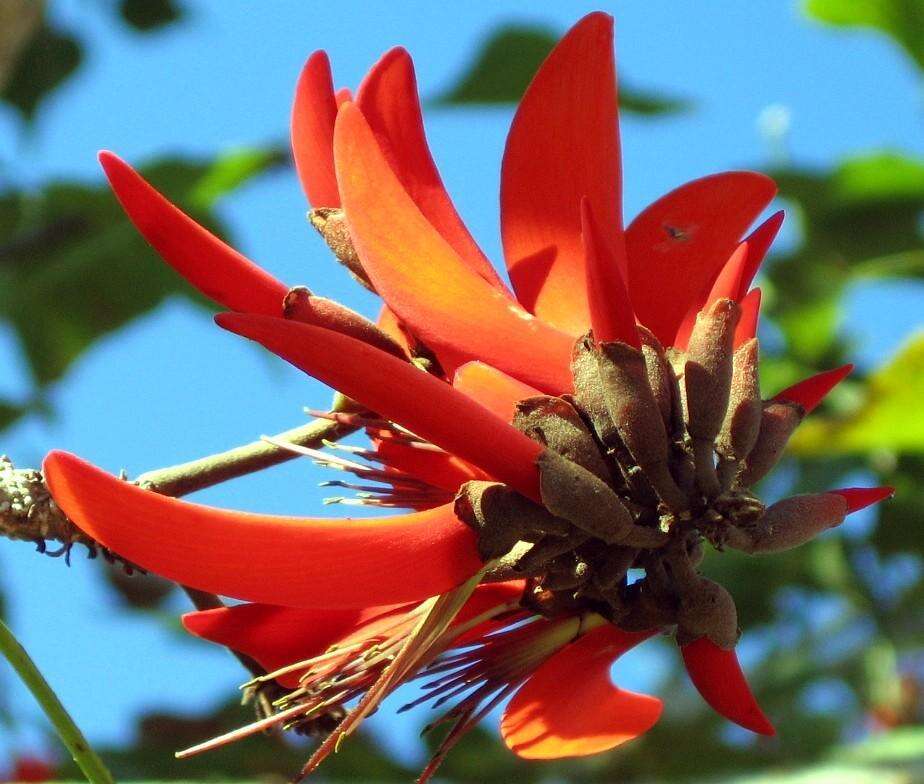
[{"xmin": 0, "ymin": 0, "xmax": 922, "ymax": 770}]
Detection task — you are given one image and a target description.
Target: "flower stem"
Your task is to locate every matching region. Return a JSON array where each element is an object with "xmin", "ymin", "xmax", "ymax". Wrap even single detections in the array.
[{"xmin": 0, "ymin": 618, "xmax": 115, "ymax": 784}]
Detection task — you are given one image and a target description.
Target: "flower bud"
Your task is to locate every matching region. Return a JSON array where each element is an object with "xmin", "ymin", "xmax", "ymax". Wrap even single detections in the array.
[
  {"xmin": 570, "ymin": 334, "xmax": 618, "ymax": 444},
  {"xmin": 309, "ymin": 207, "xmax": 374, "ymax": 292},
  {"xmin": 537, "ymin": 450, "xmax": 667, "ymax": 548},
  {"xmin": 638, "ymin": 326, "xmax": 679, "ymax": 433},
  {"xmin": 715, "ymin": 338, "xmax": 762, "ymax": 488},
  {"xmin": 677, "ymin": 576, "xmax": 739, "ymax": 649},
  {"xmin": 737, "ymin": 399, "xmax": 802, "ymax": 487},
  {"xmin": 727, "ymin": 491, "xmax": 848, "ymax": 554},
  {"xmin": 513, "ymin": 395, "xmax": 611, "ymax": 481},
  {"xmin": 597, "ymin": 341, "xmax": 687, "ymax": 512}
]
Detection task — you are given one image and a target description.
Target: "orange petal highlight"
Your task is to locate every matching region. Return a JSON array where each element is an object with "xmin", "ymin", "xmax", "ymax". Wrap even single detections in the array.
[
  {"xmin": 43, "ymin": 452, "xmax": 483, "ymax": 609},
  {"xmin": 216, "ymin": 314, "xmax": 544, "ymax": 501},
  {"xmin": 681, "ymin": 637, "xmax": 775, "ymax": 736},
  {"xmin": 334, "ymin": 102, "xmax": 573, "ymax": 394},
  {"xmin": 501, "ymin": 625, "xmax": 662, "ymax": 759},
  {"xmin": 452, "ymin": 362, "xmax": 541, "ymax": 423},
  {"xmin": 357, "ymin": 48, "xmax": 503, "ymax": 289},
  {"xmin": 625, "ymin": 172, "xmax": 776, "ymax": 346},
  {"xmin": 501, "ymin": 12, "xmax": 622, "ymax": 335},
  {"xmin": 291, "ymin": 51, "xmax": 340, "ymax": 207},
  {"xmin": 99, "ymin": 152, "xmax": 288, "ymax": 316}
]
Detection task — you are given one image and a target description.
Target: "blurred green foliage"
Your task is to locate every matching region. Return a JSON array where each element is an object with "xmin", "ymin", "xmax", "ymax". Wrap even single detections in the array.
[{"xmin": 1, "ymin": 3, "xmax": 923, "ymax": 783}]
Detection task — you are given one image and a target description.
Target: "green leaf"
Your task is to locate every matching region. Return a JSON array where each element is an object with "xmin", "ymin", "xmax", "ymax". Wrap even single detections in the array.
[
  {"xmin": 436, "ymin": 24, "xmax": 689, "ymax": 115},
  {"xmin": 118, "ymin": 0, "xmax": 183, "ymax": 32},
  {"xmin": 0, "ymin": 21, "xmax": 81, "ymax": 121},
  {"xmin": 791, "ymin": 333, "xmax": 924, "ymax": 455},
  {"xmin": 805, "ymin": 0, "xmax": 924, "ymax": 72}
]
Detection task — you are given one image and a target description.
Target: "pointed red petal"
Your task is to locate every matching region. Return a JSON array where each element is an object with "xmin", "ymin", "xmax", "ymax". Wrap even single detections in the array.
[
  {"xmin": 43, "ymin": 451, "xmax": 482, "ymax": 608},
  {"xmin": 734, "ymin": 288, "xmax": 762, "ymax": 349},
  {"xmin": 501, "ymin": 12, "xmax": 621, "ymax": 335},
  {"xmin": 625, "ymin": 172, "xmax": 777, "ymax": 346},
  {"xmin": 831, "ymin": 486, "xmax": 894, "ymax": 513},
  {"xmin": 582, "ymin": 199, "xmax": 639, "ymax": 348},
  {"xmin": 183, "ymin": 603, "xmax": 404, "ymax": 687},
  {"xmin": 501, "ymin": 625, "xmax": 661, "ymax": 759},
  {"xmin": 735, "ymin": 210, "xmax": 784, "ymax": 300},
  {"xmin": 216, "ymin": 314, "xmax": 544, "ymax": 501},
  {"xmin": 334, "ymin": 102, "xmax": 573, "ymax": 394},
  {"xmin": 356, "ymin": 48, "xmax": 503, "ymax": 289},
  {"xmin": 99, "ymin": 151, "xmax": 288, "ymax": 315},
  {"xmin": 774, "ymin": 364, "xmax": 853, "ymax": 413},
  {"xmin": 291, "ymin": 51, "xmax": 340, "ymax": 207},
  {"xmin": 452, "ymin": 362, "xmax": 541, "ymax": 423},
  {"xmin": 335, "ymin": 87, "xmax": 353, "ymax": 106},
  {"xmin": 681, "ymin": 637, "xmax": 775, "ymax": 736}
]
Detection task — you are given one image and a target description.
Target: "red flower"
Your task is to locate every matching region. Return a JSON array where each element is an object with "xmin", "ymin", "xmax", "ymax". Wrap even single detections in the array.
[{"xmin": 41, "ymin": 11, "xmax": 894, "ymax": 778}]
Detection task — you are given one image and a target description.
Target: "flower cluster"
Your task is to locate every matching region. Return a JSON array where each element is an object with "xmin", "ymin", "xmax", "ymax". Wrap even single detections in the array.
[{"xmin": 42, "ymin": 12, "xmax": 892, "ymax": 780}]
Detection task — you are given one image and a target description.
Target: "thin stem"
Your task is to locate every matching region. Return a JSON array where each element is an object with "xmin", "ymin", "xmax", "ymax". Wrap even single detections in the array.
[{"xmin": 0, "ymin": 618, "xmax": 115, "ymax": 784}]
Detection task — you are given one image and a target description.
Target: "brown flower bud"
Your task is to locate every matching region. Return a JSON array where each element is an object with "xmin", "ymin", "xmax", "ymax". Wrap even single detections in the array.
[
  {"xmin": 727, "ymin": 492, "xmax": 848, "ymax": 554},
  {"xmin": 596, "ymin": 341, "xmax": 687, "ymax": 512},
  {"xmin": 684, "ymin": 298, "xmax": 740, "ymax": 497},
  {"xmin": 513, "ymin": 395, "xmax": 610, "ymax": 481},
  {"xmin": 569, "ymin": 334, "xmax": 618, "ymax": 444},
  {"xmin": 309, "ymin": 207, "xmax": 374, "ymax": 292},
  {"xmin": 677, "ymin": 577, "xmax": 739, "ymax": 649},
  {"xmin": 537, "ymin": 450, "xmax": 667, "ymax": 548},
  {"xmin": 283, "ymin": 287, "xmax": 407, "ymax": 359},
  {"xmin": 638, "ymin": 326, "xmax": 680, "ymax": 433},
  {"xmin": 591, "ymin": 545, "xmax": 638, "ymax": 591},
  {"xmin": 737, "ymin": 399, "xmax": 803, "ymax": 487},
  {"xmin": 454, "ymin": 480, "xmax": 571, "ymax": 560},
  {"xmin": 716, "ymin": 338, "xmax": 762, "ymax": 488}
]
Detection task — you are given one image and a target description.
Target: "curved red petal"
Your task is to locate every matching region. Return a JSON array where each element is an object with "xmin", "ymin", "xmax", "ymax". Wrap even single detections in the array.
[
  {"xmin": 582, "ymin": 199, "xmax": 639, "ymax": 347},
  {"xmin": 681, "ymin": 637, "xmax": 775, "ymax": 736},
  {"xmin": 501, "ymin": 12, "xmax": 621, "ymax": 335},
  {"xmin": 43, "ymin": 451, "xmax": 482, "ymax": 609},
  {"xmin": 216, "ymin": 314, "xmax": 544, "ymax": 501},
  {"xmin": 831, "ymin": 486, "xmax": 894, "ymax": 513},
  {"xmin": 625, "ymin": 172, "xmax": 777, "ymax": 346},
  {"xmin": 734, "ymin": 288, "xmax": 762, "ymax": 349},
  {"xmin": 501, "ymin": 625, "xmax": 661, "ymax": 759},
  {"xmin": 334, "ymin": 102, "xmax": 573, "ymax": 394},
  {"xmin": 291, "ymin": 51, "xmax": 340, "ymax": 207},
  {"xmin": 183, "ymin": 603, "xmax": 403, "ymax": 687},
  {"xmin": 356, "ymin": 48, "xmax": 503, "ymax": 289},
  {"xmin": 735, "ymin": 210, "xmax": 784, "ymax": 300},
  {"xmin": 774, "ymin": 364, "xmax": 853, "ymax": 413},
  {"xmin": 99, "ymin": 152, "xmax": 288, "ymax": 316},
  {"xmin": 452, "ymin": 362, "xmax": 541, "ymax": 423}
]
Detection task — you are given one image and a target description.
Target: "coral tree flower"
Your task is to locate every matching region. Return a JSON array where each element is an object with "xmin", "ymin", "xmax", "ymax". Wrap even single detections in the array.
[{"xmin": 41, "ymin": 11, "xmax": 893, "ymax": 779}]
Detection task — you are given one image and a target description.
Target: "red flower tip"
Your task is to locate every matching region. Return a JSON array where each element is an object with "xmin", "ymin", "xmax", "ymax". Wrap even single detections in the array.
[
  {"xmin": 774, "ymin": 364, "xmax": 853, "ymax": 414},
  {"xmin": 292, "ymin": 50, "xmax": 340, "ymax": 207},
  {"xmin": 735, "ymin": 210, "xmax": 784, "ymax": 299},
  {"xmin": 681, "ymin": 637, "xmax": 776, "ymax": 736},
  {"xmin": 733, "ymin": 288, "xmax": 762, "ymax": 349},
  {"xmin": 832, "ymin": 486, "xmax": 895, "ymax": 513},
  {"xmin": 581, "ymin": 198, "xmax": 639, "ymax": 348}
]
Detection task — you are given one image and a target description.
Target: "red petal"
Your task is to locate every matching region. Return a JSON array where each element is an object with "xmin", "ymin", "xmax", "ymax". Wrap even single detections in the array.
[
  {"xmin": 625, "ymin": 172, "xmax": 777, "ymax": 346},
  {"xmin": 681, "ymin": 637, "xmax": 775, "ymax": 736},
  {"xmin": 334, "ymin": 102, "xmax": 573, "ymax": 394},
  {"xmin": 216, "ymin": 314, "xmax": 544, "ymax": 501},
  {"xmin": 735, "ymin": 211, "xmax": 784, "ymax": 300},
  {"xmin": 452, "ymin": 362, "xmax": 541, "ymax": 423},
  {"xmin": 357, "ymin": 48, "xmax": 504, "ymax": 290},
  {"xmin": 183, "ymin": 603, "xmax": 404, "ymax": 687},
  {"xmin": 582, "ymin": 199, "xmax": 639, "ymax": 348},
  {"xmin": 501, "ymin": 12, "xmax": 621, "ymax": 335},
  {"xmin": 376, "ymin": 306, "xmax": 415, "ymax": 358},
  {"xmin": 831, "ymin": 486, "xmax": 894, "ymax": 513},
  {"xmin": 291, "ymin": 51, "xmax": 340, "ymax": 207},
  {"xmin": 335, "ymin": 87, "xmax": 353, "ymax": 106},
  {"xmin": 98, "ymin": 152, "xmax": 288, "ymax": 316},
  {"xmin": 501, "ymin": 625, "xmax": 661, "ymax": 759},
  {"xmin": 734, "ymin": 288, "xmax": 762, "ymax": 349},
  {"xmin": 43, "ymin": 451, "xmax": 482, "ymax": 608},
  {"xmin": 774, "ymin": 364, "xmax": 853, "ymax": 413}
]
